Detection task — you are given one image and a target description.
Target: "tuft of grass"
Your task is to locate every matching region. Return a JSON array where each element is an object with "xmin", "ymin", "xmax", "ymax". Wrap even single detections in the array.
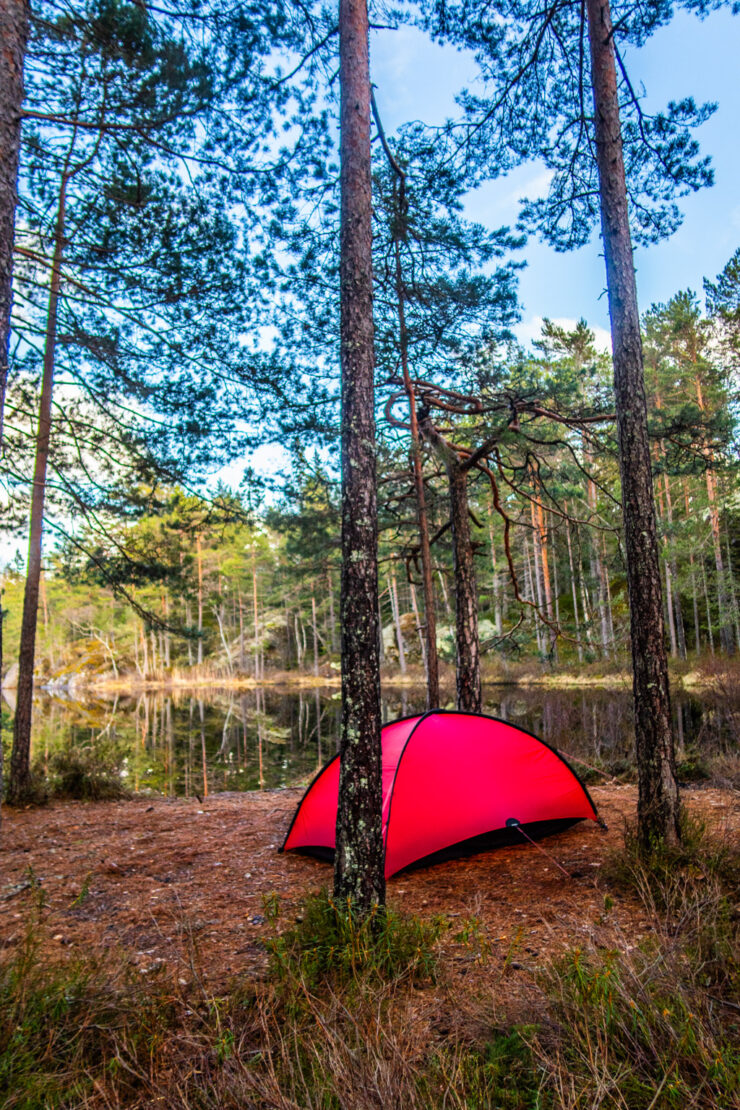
[
  {"xmin": 530, "ymin": 812, "xmax": 740, "ymax": 1108},
  {"xmin": 537, "ymin": 941, "xmax": 739, "ymax": 1109},
  {"xmin": 0, "ymin": 923, "xmax": 177, "ymax": 1109},
  {"xmin": 604, "ymin": 812, "xmax": 740, "ymax": 913},
  {"xmin": 265, "ymin": 887, "xmax": 446, "ymax": 992}
]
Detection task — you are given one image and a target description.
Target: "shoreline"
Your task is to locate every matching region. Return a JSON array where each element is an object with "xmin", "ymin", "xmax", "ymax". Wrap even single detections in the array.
[{"xmin": 3, "ymin": 664, "xmax": 731, "ymax": 697}]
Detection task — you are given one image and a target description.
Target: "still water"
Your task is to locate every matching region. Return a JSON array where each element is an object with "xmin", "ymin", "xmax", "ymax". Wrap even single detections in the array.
[{"xmin": 11, "ymin": 683, "xmax": 740, "ymax": 797}]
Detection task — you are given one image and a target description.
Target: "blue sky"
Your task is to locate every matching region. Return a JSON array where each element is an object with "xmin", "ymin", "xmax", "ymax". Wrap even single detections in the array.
[{"xmin": 371, "ymin": 7, "xmax": 740, "ymax": 346}]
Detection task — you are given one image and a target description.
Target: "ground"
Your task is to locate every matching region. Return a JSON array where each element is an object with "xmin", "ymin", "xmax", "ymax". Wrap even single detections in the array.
[{"xmin": 2, "ymin": 784, "xmax": 736, "ymax": 994}]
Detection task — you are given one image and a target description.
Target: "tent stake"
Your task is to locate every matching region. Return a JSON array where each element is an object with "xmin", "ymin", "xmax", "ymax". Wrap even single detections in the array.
[{"xmin": 506, "ymin": 819, "xmax": 572, "ymax": 879}]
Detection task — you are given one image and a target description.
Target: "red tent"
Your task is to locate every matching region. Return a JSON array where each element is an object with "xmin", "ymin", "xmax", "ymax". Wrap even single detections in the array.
[{"xmin": 281, "ymin": 710, "xmax": 598, "ymax": 877}]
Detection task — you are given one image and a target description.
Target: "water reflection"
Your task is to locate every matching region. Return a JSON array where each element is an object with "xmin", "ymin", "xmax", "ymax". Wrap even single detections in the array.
[{"xmin": 8, "ymin": 682, "xmax": 739, "ymax": 797}]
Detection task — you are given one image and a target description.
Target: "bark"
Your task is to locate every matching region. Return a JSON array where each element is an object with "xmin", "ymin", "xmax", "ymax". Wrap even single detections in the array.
[
  {"xmin": 489, "ymin": 520, "xmax": 503, "ymax": 636},
  {"xmin": 409, "ymin": 582, "xmax": 427, "ymax": 669},
  {"xmin": 586, "ymin": 0, "xmax": 680, "ymax": 848},
  {"xmin": 196, "ymin": 536, "xmax": 204, "ymax": 665},
  {"xmin": 585, "ymin": 455, "xmax": 610, "ymax": 655},
  {"xmin": 311, "ymin": 594, "xmax": 320, "ymax": 677},
  {"xmin": 662, "ymin": 475, "xmax": 686, "ymax": 659},
  {"xmin": 696, "ymin": 378, "xmax": 734, "ymax": 653},
  {"xmin": 251, "ymin": 547, "xmax": 260, "ymax": 680},
  {"xmin": 0, "ymin": 0, "xmax": 29, "ymax": 816},
  {"xmin": 327, "ymin": 568, "xmax": 338, "ymax": 653},
  {"xmin": 724, "ymin": 524, "xmax": 740, "ymax": 650},
  {"xmin": 565, "ymin": 512, "xmax": 584, "ymax": 663},
  {"xmin": 389, "ymin": 571, "xmax": 407, "ymax": 674},
  {"xmin": 371, "ymin": 90, "xmax": 439, "ymax": 706},
  {"xmin": 394, "ymin": 210, "xmax": 439, "ymax": 707},
  {"xmin": 422, "ymin": 418, "xmax": 481, "ymax": 713},
  {"xmin": 333, "ymin": 0, "xmax": 385, "ymax": 912},
  {"xmin": 238, "ymin": 595, "xmax": 246, "ymax": 670},
  {"xmin": 684, "ymin": 483, "xmax": 701, "ymax": 653},
  {"xmin": 8, "ymin": 172, "xmax": 68, "ymax": 804},
  {"xmin": 701, "ymin": 557, "xmax": 715, "ymax": 656},
  {"xmin": 0, "ymin": 0, "xmax": 28, "ymax": 445}
]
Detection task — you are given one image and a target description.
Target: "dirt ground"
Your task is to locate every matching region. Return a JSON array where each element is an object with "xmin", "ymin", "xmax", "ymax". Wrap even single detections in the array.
[{"xmin": 1, "ymin": 785, "xmax": 737, "ymax": 990}]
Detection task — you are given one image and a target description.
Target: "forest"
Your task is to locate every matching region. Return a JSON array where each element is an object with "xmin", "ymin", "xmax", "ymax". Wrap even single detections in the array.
[
  {"xmin": 0, "ymin": 1, "xmax": 739, "ymax": 1108},
  {"xmin": 2, "ymin": 299, "xmax": 738, "ymax": 687}
]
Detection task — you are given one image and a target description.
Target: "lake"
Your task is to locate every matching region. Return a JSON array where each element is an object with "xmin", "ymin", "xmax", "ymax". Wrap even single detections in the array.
[{"xmin": 5, "ymin": 682, "xmax": 739, "ymax": 796}]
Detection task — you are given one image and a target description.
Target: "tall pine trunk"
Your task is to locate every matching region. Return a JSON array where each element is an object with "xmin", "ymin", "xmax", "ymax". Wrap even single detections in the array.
[
  {"xmin": 8, "ymin": 173, "xmax": 68, "ymax": 803},
  {"xmin": 0, "ymin": 0, "xmax": 30, "ymax": 820},
  {"xmin": 333, "ymin": 0, "xmax": 385, "ymax": 912},
  {"xmin": 394, "ymin": 200, "xmax": 439, "ymax": 707},
  {"xmin": 422, "ymin": 419, "xmax": 481, "ymax": 713},
  {"xmin": 586, "ymin": 0, "xmax": 680, "ymax": 848}
]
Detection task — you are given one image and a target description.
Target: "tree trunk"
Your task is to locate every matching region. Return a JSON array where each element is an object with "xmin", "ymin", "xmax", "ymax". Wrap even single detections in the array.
[
  {"xmin": 8, "ymin": 172, "xmax": 68, "ymax": 804},
  {"xmin": 327, "ymin": 567, "xmax": 338, "ymax": 653},
  {"xmin": 394, "ymin": 228, "xmax": 439, "ymax": 707},
  {"xmin": 251, "ymin": 547, "xmax": 260, "ymax": 680},
  {"xmin": 389, "ymin": 571, "xmax": 407, "ymax": 675},
  {"xmin": 586, "ymin": 0, "xmax": 679, "ymax": 848},
  {"xmin": 662, "ymin": 476, "xmax": 686, "ymax": 659},
  {"xmin": 311, "ymin": 593, "xmax": 320, "ymax": 677},
  {"xmin": 333, "ymin": 0, "xmax": 385, "ymax": 913},
  {"xmin": 489, "ymin": 520, "xmax": 503, "ymax": 636},
  {"xmin": 701, "ymin": 557, "xmax": 715, "ymax": 656},
  {"xmin": 695, "ymin": 377, "xmax": 734, "ymax": 653},
  {"xmin": 196, "ymin": 535, "xmax": 204, "ymax": 665},
  {"xmin": 565, "ymin": 512, "xmax": 584, "ymax": 663},
  {"xmin": 409, "ymin": 582, "xmax": 427, "ymax": 670},
  {"xmin": 422, "ymin": 418, "xmax": 481, "ymax": 713},
  {"xmin": 0, "ymin": 0, "xmax": 28, "ymax": 446}
]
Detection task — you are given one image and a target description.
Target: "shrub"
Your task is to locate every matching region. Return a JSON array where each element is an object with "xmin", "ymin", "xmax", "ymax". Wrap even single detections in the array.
[{"xmin": 37, "ymin": 742, "xmax": 129, "ymax": 801}]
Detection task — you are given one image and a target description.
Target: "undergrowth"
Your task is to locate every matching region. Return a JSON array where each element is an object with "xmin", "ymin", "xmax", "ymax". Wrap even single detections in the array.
[
  {"xmin": 2, "ymin": 819, "xmax": 738, "ymax": 1108},
  {"xmin": 265, "ymin": 887, "xmax": 446, "ymax": 991},
  {"xmin": 34, "ymin": 742, "xmax": 130, "ymax": 801}
]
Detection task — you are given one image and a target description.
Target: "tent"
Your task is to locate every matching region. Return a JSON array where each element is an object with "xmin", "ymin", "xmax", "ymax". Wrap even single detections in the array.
[{"xmin": 281, "ymin": 710, "xmax": 598, "ymax": 877}]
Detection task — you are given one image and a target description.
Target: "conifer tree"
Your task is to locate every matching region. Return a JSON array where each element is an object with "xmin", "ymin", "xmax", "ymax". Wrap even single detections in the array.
[
  {"xmin": 333, "ymin": 0, "xmax": 385, "ymax": 912},
  {"xmin": 424, "ymin": 0, "xmax": 719, "ymax": 847}
]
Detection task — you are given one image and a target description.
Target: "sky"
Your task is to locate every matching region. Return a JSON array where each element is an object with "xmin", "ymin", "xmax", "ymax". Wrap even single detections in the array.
[{"xmin": 371, "ymin": 7, "xmax": 740, "ymax": 347}]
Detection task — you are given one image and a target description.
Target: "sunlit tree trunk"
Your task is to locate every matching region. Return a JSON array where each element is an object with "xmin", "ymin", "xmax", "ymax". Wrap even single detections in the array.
[
  {"xmin": 196, "ymin": 535, "xmax": 204, "ymax": 665},
  {"xmin": 311, "ymin": 593, "xmax": 320, "ymax": 677},
  {"xmin": 333, "ymin": 0, "xmax": 385, "ymax": 912},
  {"xmin": 695, "ymin": 378, "xmax": 734, "ymax": 653},
  {"xmin": 9, "ymin": 172, "xmax": 68, "ymax": 804},
  {"xmin": 586, "ymin": 0, "xmax": 679, "ymax": 847},
  {"xmin": 565, "ymin": 510, "xmax": 584, "ymax": 663},
  {"xmin": 389, "ymin": 571, "xmax": 407, "ymax": 675}
]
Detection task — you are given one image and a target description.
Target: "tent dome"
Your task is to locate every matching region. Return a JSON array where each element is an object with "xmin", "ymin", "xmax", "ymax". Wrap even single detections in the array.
[{"xmin": 281, "ymin": 710, "xmax": 598, "ymax": 877}]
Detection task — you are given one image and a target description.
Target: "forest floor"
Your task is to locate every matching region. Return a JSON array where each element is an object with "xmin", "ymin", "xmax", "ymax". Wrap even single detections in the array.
[
  {"xmin": 1, "ymin": 783, "xmax": 736, "ymax": 990},
  {"xmin": 2, "ymin": 783, "xmax": 739, "ymax": 1107}
]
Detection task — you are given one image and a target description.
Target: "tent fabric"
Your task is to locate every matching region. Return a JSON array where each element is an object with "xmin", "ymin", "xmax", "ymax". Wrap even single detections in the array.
[{"xmin": 280, "ymin": 710, "xmax": 598, "ymax": 878}]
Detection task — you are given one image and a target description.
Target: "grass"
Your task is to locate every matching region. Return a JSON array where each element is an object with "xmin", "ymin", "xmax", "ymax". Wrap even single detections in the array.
[
  {"xmin": 265, "ymin": 887, "xmax": 446, "ymax": 991},
  {"xmin": 2, "ymin": 820, "xmax": 738, "ymax": 1109}
]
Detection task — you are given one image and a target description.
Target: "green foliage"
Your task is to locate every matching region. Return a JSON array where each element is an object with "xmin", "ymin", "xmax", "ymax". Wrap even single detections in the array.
[
  {"xmin": 265, "ymin": 888, "xmax": 446, "ymax": 991},
  {"xmin": 35, "ymin": 740, "xmax": 130, "ymax": 801}
]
